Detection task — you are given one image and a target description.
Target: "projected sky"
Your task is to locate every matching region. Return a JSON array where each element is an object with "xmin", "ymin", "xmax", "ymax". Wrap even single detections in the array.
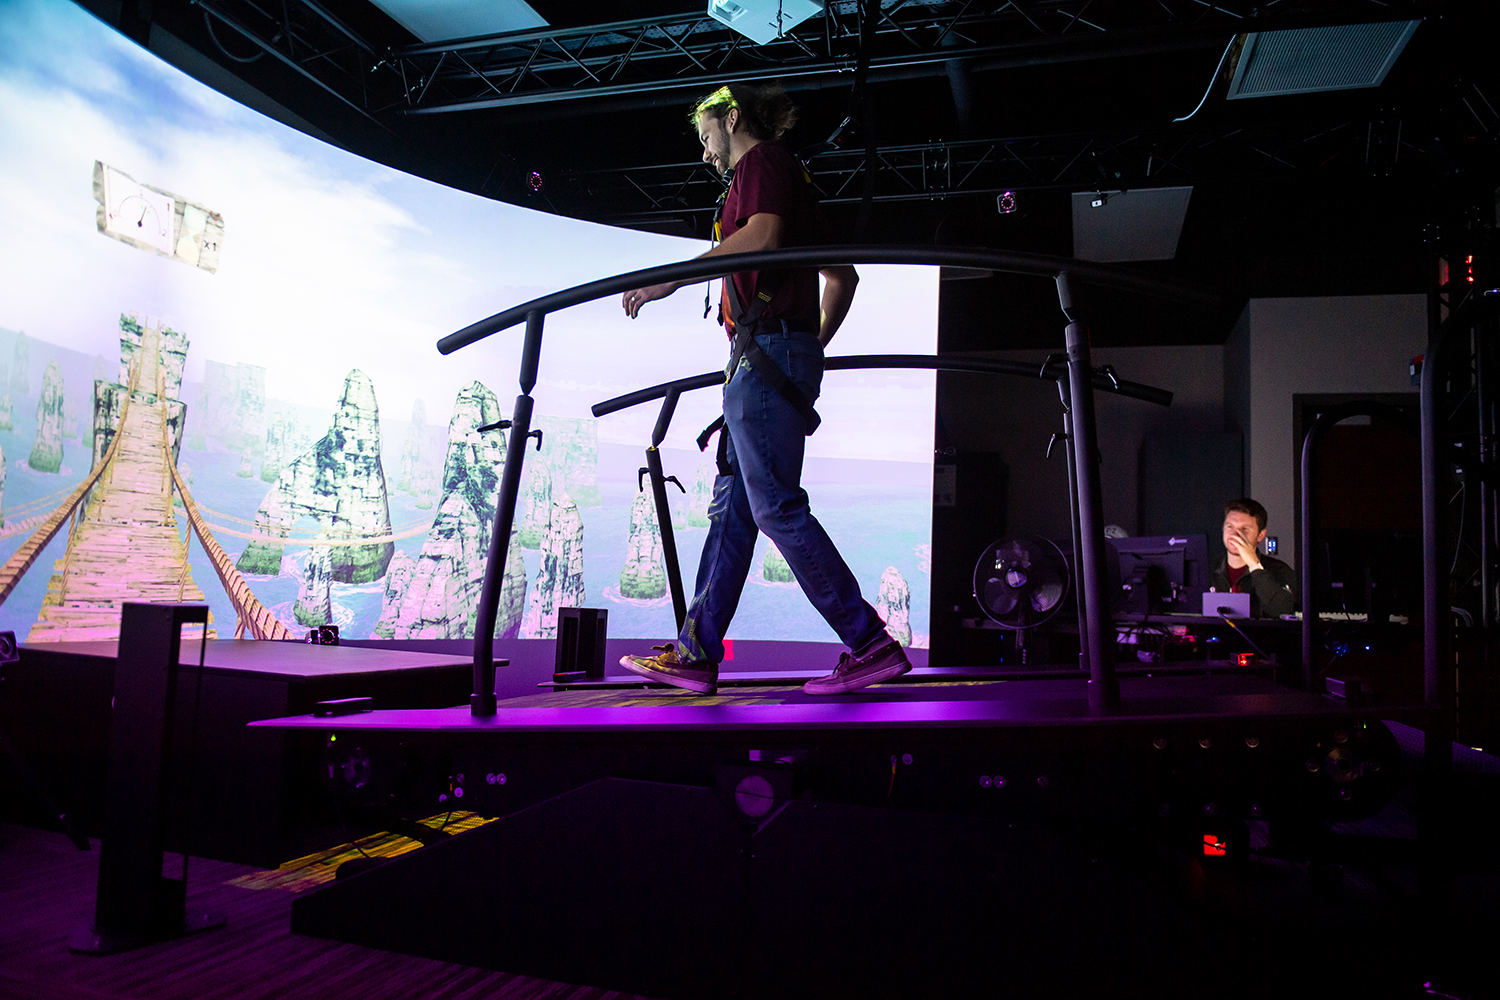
[{"xmin": 0, "ymin": 0, "xmax": 936, "ymax": 647}]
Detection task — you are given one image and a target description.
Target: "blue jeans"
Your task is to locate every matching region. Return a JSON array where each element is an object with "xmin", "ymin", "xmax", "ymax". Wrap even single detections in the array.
[{"xmin": 677, "ymin": 326, "xmax": 886, "ymax": 664}]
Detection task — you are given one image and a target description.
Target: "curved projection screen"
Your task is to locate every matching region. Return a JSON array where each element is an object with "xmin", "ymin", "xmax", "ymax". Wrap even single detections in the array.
[{"xmin": 0, "ymin": 0, "xmax": 935, "ymax": 647}]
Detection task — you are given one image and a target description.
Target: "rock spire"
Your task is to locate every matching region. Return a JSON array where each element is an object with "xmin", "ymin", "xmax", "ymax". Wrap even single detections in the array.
[
  {"xmin": 374, "ymin": 382, "xmax": 526, "ymax": 639},
  {"xmin": 619, "ymin": 490, "xmax": 666, "ymax": 599},
  {"xmin": 875, "ymin": 566, "xmax": 912, "ymax": 646},
  {"xmin": 29, "ymin": 360, "xmax": 64, "ymax": 473},
  {"xmin": 236, "ymin": 370, "xmax": 394, "ymax": 583},
  {"xmin": 521, "ymin": 495, "xmax": 585, "ymax": 639}
]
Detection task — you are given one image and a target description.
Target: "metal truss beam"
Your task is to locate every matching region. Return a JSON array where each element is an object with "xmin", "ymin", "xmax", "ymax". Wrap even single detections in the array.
[
  {"xmin": 381, "ymin": 0, "xmax": 1418, "ymax": 115},
  {"xmin": 555, "ymin": 117, "xmax": 1449, "ymax": 230},
  {"xmin": 181, "ymin": 0, "xmax": 1433, "ymax": 124}
]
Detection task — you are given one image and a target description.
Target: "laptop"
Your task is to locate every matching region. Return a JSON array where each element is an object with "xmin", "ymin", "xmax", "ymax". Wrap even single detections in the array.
[{"xmin": 1204, "ymin": 591, "xmax": 1251, "ymax": 618}]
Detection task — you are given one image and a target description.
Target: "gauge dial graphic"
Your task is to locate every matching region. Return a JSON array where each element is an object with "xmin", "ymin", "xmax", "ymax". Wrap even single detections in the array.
[{"xmin": 103, "ymin": 165, "xmax": 175, "ymax": 255}]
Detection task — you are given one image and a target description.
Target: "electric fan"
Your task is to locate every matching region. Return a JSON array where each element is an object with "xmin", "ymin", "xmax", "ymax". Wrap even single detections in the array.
[{"xmin": 973, "ymin": 535, "xmax": 1071, "ymax": 629}]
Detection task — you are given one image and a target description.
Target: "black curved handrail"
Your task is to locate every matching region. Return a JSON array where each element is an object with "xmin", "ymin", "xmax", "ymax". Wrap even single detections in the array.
[
  {"xmin": 437, "ymin": 245, "xmax": 1223, "ymax": 355},
  {"xmin": 592, "ymin": 354, "xmax": 1173, "ymax": 417},
  {"xmin": 451, "ymin": 247, "xmax": 1218, "ymax": 719}
]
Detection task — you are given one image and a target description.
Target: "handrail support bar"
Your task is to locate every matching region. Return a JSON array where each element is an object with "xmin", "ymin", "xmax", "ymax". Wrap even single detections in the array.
[
  {"xmin": 1058, "ymin": 271, "xmax": 1119, "ymax": 714},
  {"xmin": 472, "ymin": 310, "xmax": 547, "ymax": 716}
]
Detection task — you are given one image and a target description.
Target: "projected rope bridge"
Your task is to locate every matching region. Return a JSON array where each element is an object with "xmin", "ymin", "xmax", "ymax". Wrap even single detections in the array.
[{"xmin": 0, "ymin": 327, "xmax": 295, "ymax": 643}]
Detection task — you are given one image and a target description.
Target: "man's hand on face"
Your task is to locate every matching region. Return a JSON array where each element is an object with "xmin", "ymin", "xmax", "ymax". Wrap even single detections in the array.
[
  {"xmin": 622, "ymin": 283, "xmax": 677, "ymax": 319},
  {"xmin": 1224, "ymin": 530, "xmax": 1263, "ymax": 572}
]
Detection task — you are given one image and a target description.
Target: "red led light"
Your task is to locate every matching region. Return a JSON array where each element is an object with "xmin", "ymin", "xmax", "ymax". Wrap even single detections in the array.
[
  {"xmin": 1236, "ymin": 652, "xmax": 1255, "ymax": 667},
  {"xmin": 1203, "ymin": 834, "xmax": 1226, "ymax": 856}
]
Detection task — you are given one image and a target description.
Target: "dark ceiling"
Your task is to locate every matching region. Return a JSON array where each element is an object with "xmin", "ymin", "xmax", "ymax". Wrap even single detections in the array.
[{"xmin": 75, "ymin": 0, "xmax": 1500, "ymax": 345}]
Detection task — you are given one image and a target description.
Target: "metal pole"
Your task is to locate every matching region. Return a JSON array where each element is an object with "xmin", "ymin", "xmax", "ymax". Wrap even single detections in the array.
[
  {"xmin": 471, "ymin": 310, "xmax": 544, "ymax": 717},
  {"xmin": 1418, "ymin": 280, "xmax": 1455, "ymax": 935},
  {"xmin": 1479, "ymin": 323, "xmax": 1495, "ymax": 627},
  {"xmin": 1056, "ymin": 271, "xmax": 1118, "ymax": 714},
  {"xmin": 645, "ymin": 387, "xmax": 688, "ymax": 632},
  {"xmin": 1422, "ymin": 317, "xmax": 1455, "ymax": 715},
  {"xmin": 1056, "ymin": 380, "xmax": 1089, "ymax": 674},
  {"xmin": 1300, "ymin": 419, "xmax": 1317, "ymax": 692}
]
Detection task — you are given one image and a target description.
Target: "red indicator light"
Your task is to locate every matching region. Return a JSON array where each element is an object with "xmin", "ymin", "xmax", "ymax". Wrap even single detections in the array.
[
  {"xmin": 1235, "ymin": 652, "xmax": 1255, "ymax": 667},
  {"xmin": 1203, "ymin": 834, "xmax": 1226, "ymax": 856}
]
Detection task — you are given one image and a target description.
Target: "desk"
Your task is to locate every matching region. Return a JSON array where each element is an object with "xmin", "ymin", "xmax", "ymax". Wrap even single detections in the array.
[{"xmin": 963, "ymin": 613, "xmax": 1302, "ymax": 674}]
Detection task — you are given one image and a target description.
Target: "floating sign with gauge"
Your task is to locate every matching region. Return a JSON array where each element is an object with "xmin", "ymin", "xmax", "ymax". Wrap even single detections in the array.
[{"xmin": 92, "ymin": 160, "xmax": 224, "ymax": 273}]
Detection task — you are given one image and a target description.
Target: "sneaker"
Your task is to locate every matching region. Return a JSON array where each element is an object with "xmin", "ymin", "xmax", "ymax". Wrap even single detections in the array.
[
  {"xmin": 803, "ymin": 639, "xmax": 912, "ymax": 695},
  {"xmin": 620, "ymin": 644, "xmax": 719, "ymax": 695}
]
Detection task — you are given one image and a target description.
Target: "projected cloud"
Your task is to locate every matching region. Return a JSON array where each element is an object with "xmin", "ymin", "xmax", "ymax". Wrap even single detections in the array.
[{"xmin": 0, "ymin": 0, "xmax": 936, "ymax": 647}]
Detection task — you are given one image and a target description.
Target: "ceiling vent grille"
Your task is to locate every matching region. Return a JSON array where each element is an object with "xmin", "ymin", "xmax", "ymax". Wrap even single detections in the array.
[{"xmin": 1227, "ymin": 20, "xmax": 1420, "ymax": 100}]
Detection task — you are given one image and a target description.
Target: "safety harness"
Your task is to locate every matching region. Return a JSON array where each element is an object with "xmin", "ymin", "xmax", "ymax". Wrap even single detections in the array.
[{"xmin": 696, "ymin": 157, "xmax": 822, "ymax": 475}]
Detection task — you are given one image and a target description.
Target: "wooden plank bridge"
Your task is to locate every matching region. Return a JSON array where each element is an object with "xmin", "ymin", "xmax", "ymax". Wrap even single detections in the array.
[{"xmin": 0, "ymin": 325, "xmax": 294, "ymax": 642}]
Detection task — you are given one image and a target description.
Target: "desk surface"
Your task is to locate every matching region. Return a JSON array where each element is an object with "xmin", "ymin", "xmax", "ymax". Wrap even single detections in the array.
[{"xmin": 966, "ymin": 613, "xmax": 1409, "ymax": 631}]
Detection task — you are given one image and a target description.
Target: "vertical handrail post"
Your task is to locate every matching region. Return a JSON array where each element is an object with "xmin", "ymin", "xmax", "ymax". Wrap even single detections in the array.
[
  {"xmin": 1300, "ymin": 416, "xmax": 1321, "ymax": 691},
  {"xmin": 1419, "ymin": 298, "xmax": 1455, "ymax": 950},
  {"xmin": 644, "ymin": 387, "xmax": 689, "ymax": 632},
  {"xmin": 1056, "ymin": 272, "xmax": 1118, "ymax": 714},
  {"xmin": 1421, "ymin": 330, "xmax": 1455, "ymax": 717},
  {"xmin": 1055, "ymin": 379, "xmax": 1089, "ymax": 674},
  {"xmin": 472, "ymin": 309, "xmax": 545, "ymax": 717}
]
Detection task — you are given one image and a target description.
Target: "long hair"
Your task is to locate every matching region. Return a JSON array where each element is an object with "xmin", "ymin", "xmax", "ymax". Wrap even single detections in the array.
[{"xmin": 689, "ymin": 83, "xmax": 798, "ymax": 140}]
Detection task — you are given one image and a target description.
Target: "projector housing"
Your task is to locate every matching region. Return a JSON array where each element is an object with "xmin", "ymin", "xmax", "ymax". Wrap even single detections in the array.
[{"xmin": 707, "ymin": 0, "xmax": 824, "ymax": 46}]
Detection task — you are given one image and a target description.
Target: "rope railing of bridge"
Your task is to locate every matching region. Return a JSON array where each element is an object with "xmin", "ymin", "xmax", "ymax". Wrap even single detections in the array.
[
  {"xmin": 168, "ymin": 459, "xmax": 295, "ymax": 641},
  {"xmin": 0, "ymin": 352, "xmax": 297, "ymax": 641},
  {"xmin": 0, "ymin": 358, "xmax": 145, "ymax": 608}
]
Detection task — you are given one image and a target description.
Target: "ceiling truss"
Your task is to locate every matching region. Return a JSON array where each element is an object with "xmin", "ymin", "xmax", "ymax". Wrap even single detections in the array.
[
  {"xmin": 191, "ymin": 0, "xmax": 1415, "ymax": 119},
  {"xmin": 552, "ymin": 113, "xmax": 1468, "ymax": 233}
]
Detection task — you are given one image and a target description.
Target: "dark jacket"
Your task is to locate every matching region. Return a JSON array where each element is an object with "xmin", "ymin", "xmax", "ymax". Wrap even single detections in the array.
[{"xmin": 1208, "ymin": 553, "xmax": 1298, "ymax": 618}]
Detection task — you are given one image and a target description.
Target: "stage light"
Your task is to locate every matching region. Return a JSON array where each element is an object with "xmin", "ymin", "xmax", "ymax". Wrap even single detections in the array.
[
  {"xmin": 528, "ymin": 170, "xmax": 545, "ymax": 193},
  {"xmin": 1202, "ymin": 834, "xmax": 1226, "ymax": 856},
  {"xmin": 997, "ymin": 190, "xmax": 1017, "ymax": 214}
]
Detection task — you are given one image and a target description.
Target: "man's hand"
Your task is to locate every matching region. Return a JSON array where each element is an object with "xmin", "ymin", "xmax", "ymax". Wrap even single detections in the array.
[
  {"xmin": 620, "ymin": 212, "xmax": 783, "ymax": 319},
  {"xmin": 1225, "ymin": 532, "xmax": 1263, "ymax": 572},
  {"xmin": 622, "ymin": 283, "xmax": 677, "ymax": 319}
]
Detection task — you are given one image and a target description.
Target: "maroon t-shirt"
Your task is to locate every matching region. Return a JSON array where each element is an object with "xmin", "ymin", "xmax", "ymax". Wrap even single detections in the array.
[
  {"xmin": 719, "ymin": 141, "xmax": 821, "ymax": 335},
  {"xmin": 1227, "ymin": 563, "xmax": 1248, "ymax": 592}
]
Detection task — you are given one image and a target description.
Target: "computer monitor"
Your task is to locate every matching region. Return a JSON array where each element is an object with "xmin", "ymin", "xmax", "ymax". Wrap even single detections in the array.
[{"xmin": 1112, "ymin": 535, "xmax": 1209, "ymax": 615}]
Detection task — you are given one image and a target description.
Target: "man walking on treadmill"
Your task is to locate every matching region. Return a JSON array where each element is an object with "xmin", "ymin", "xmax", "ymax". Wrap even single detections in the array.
[{"xmin": 617, "ymin": 83, "xmax": 910, "ymax": 697}]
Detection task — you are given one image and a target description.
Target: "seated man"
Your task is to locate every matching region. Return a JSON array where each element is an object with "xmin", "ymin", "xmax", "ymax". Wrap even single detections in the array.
[{"xmin": 1208, "ymin": 498, "xmax": 1298, "ymax": 618}]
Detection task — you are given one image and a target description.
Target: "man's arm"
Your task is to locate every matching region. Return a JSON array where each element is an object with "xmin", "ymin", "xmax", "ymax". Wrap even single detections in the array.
[
  {"xmin": 1246, "ymin": 560, "xmax": 1298, "ymax": 618},
  {"xmin": 622, "ymin": 213, "xmax": 785, "ymax": 318},
  {"xmin": 818, "ymin": 265, "xmax": 858, "ymax": 347}
]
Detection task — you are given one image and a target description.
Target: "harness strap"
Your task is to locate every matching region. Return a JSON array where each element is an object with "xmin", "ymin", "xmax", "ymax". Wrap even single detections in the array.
[{"xmin": 722, "ymin": 275, "xmax": 821, "ymax": 436}]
